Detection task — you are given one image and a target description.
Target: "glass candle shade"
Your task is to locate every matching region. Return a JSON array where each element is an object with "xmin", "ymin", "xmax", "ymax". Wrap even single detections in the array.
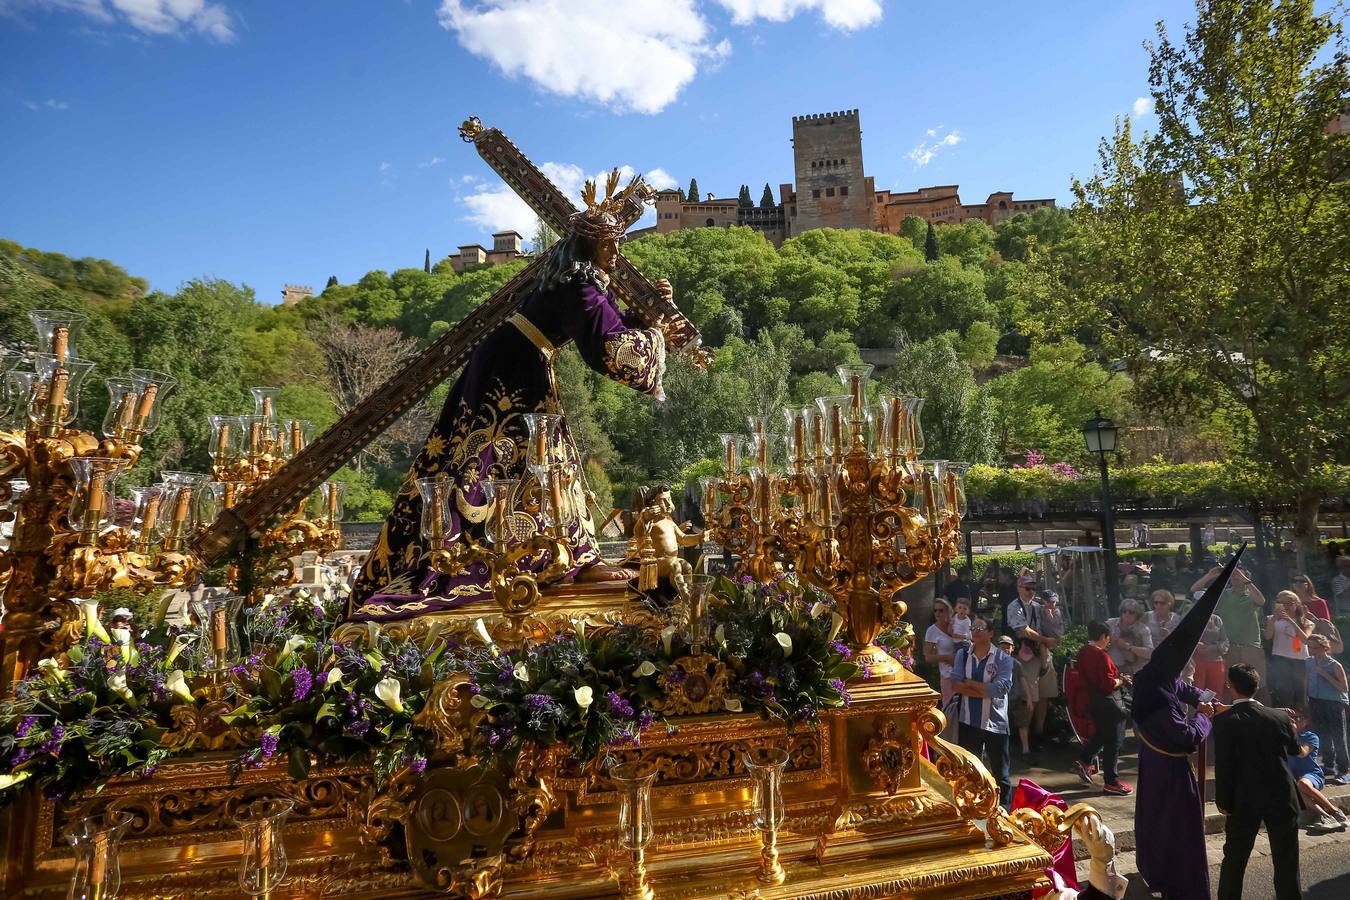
[
  {"xmin": 783, "ymin": 406, "xmax": 812, "ymax": 466},
  {"xmin": 161, "ymin": 471, "xmax": 209, "ymax": 488},
  {"xmin": 718, "ymin": 433, "xmax": 743, "ymax": 478},
  {"xmin": 921, "ymin": 460, "xmax": 950, "ymax": 516},
  {"xmin": 745, "ymin": 415, "xmax": 770, "ymax": 466},
  {"xmin": 522, "ymin": 412, "xmax": 560, "ymax": 469},
  {"xmin": 233, "ymin": 798, "xmax": 294, "ymax": 897},
  {"xmin": 30, "ymin": 354, "xmax": 96, "ymax": 427},
  {"xmin": 67, "ymin": 458, "xmax": 127, "ymax": 537},
  {"xmin": 321, "ymin": 481, "xmax": 344, "ymax": 525},
  {"xmin": 126, "ymin": 485, "xmax": 163, "ymax": 544},
  {"xmin": 208, "ymin": 415, "xmax": 243, "ymax": 463},
  {"xmin": 531, "ymin": 464, "xmax": 573, "ymax": 531},
  {"xmin": 835, "ymin": 363, "xmax": 875, "ymax": 418},
  {"xmin": 30, "ymin": 309, "xmax": 88, "ymax": 361},
  {"xmin": 126, "ymin": 368, "xmax": 175, "ymax": 436},
  {"xmin": 189, "ymin": 594, "xmax": 244, "ymax": 672},
  {"xmin": 65, "ymin": 812, "xmax": 133, "ymax": 900},
  {"xmin": 249, "ymin": 386, "xmax": 281, "ymax": 419},
  {"xmin": 238, "ymin": 415, "xmax": 279, "ymax": 457},
  {"xmin": 811, "ymin": 466, "xmax": 842, "ymax": 528},
  {"xmin": 743, "ymin": 745, "xmax": 790, "ymax": 832},
  {"xmin": 0, "ymin": 347, "xmax": 22, "ymax": 375},
  {"xmin": 901, "ymin": 397, "xmax": 926, "ymax": 457},
  {"xmin": 814, "ymin": 396, "xmax": 851, "ymax": 461},
  {"xmin": 480, "ymin": 478, "xmax": 518, "ymax": 546},
  {"xmin": 944, "ymin": 462, "xmax": 970, "ymax": 517},
  {"xmin": 101, "ymin": 378, "xmax": 137, "ymax": 440},
  {"xmin": 683, "ymin": 573, "xmax": 714, "ymax": 652},
  {"xmin": 3, "ymin": 371, "xmax": 35, "ymax": 427},
  {"xmin": 608, "ymin": 761, "xmax": 657, "ymax": 850},
  {"xmin": 284, "ymin": 419, "xmax": 315, "ymax": 459},
  {"xmin": 195, "ymin": 482, "xmax": 230, "ymax": 526},
  {"xmin": 417, "ymin": 477, "xmax": 454, "ymax": 546},
  {"xmin": 699, "ymin": 476, "xmax": 721, "ymax": 520},
  {"xmin": 152, "ymin": 482, "xmax": 201, "ymax": 547}
]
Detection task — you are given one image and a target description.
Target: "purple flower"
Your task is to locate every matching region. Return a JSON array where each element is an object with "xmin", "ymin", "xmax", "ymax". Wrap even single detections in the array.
[
  {"xmin": 259, "ymin": 732, "xmax": 279, "ymax": 760},
  {"xmin": 410, "ymin": 757, "xmax": 428, "ymax": 774},
  {"xmin": 39, "ymin": 724, "xmax": 65, "ymax": 755},
  {"xmin": 665, "ymin": 666, "xmax": 687, "ymax": 685},
  {"xmin": 292, "ymin": 667, "xmax": 313, "ymax": 701},
  {"xmin": 829, "ymin": 640, "xmax": 852, "ymax": 659},
  {"xmin": 15, "ymin": 716, "xmax": 37, "ymax": 738},
  {"xmin": 637, "ymin": 710, "xmax": 655, "ymax": 731},
  {"xmin": 315, "ymin": 669, "xmax": 328, "ymax": 687},
  {"xmin": 606, "ymin": 691, "xmax": 635, "ymax": 717},
  {"xmin": 343, "ymin": 719, "xmax": 370, "ymax": 738}
]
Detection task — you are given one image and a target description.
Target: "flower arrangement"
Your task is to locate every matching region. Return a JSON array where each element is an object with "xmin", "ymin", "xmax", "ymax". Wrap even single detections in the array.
[
  {"xmin": 460, "ymin": 621, "xmax": 663, "ymax": 770},
  {"xmin": 705, "ymin": 575, "xmax": 859, "ymax": 723},
  {"xmin": 0, "ymin": 599, "xmax": 198, "ymax": 800}
]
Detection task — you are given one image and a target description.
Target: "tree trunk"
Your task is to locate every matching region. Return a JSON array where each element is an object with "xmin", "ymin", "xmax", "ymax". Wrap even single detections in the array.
[{"xmin": 1292, "ymin": 488, "xmax": 1322, "ymax": 572}]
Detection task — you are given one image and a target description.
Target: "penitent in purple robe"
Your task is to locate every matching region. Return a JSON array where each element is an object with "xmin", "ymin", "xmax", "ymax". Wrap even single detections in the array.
[
  {"xmin": 1131, "ymin": 550, "xmax": 1244, "ymax": 900},
  {"xmin": 347, "ymin": 264, "xmax": 665, "ymax": 621}
]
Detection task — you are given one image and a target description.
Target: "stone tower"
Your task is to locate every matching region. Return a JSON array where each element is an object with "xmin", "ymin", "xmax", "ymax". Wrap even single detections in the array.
[{"xmin": 790, "ymin": 109, "xmax": 870, "ymax": 235}]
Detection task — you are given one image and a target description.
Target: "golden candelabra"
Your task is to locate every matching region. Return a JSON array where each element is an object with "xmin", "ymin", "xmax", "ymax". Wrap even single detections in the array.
[
  {"xmin": 702, "ymin": 364, "xmax": 968, "ymax": 678},
  {"xmin": 203, "ymin": 389, "xmax": 343, "ymax": 604},
  {"xmin": 0, "ymin": 311, "xmax": 195, "ymax": 687}
]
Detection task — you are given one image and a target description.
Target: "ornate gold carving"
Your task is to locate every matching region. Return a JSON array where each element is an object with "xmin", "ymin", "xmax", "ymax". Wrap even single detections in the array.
[
  {"xmin": 1010, "ymin": 801, "xmax": 1103, "ymax": 854},
  {"xmin": 924, "ymin": 732, "xmax": 1009, "ymax": 845},
  {"xmin": 651, "ymin": 653, "xmax": 730, "ymax": 715},
  {"xmin": 862, "ymin": 716, "xmax": 916, "ymax": 795}
]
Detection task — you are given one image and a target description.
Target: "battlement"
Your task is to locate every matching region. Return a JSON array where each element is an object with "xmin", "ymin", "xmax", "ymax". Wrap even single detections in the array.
[
  {"xmin": 280, "ymin": 284, "xmax": 314, "ymax": 306},
  {"xmin": 283, "ymin": 283, "xmax": 313, "ymax": 293},
  {"xmin": 792, "ymin": 109, "xmax": 860, "ymax": 123}
]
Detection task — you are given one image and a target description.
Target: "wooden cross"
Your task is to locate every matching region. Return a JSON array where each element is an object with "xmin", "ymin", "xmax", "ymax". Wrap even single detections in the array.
[{"xmin": 194, "ymin": 117, "xmax": 709, "ymax": 564}]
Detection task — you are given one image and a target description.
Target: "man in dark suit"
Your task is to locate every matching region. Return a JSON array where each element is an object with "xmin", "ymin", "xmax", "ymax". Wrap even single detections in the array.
[{"xmin": 1212, "ymin": 663, "xmax": 1302, "ymax": 900}]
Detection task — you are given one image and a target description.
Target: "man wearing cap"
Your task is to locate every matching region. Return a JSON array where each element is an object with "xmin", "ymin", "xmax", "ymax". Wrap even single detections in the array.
[
  {"xmin": 952, "ymin": 612, "xmax": 1015, "ymax": 808},
  {"xmin": 1006, "ymin": 577, "xmax": 1057, "ymax": 753}
]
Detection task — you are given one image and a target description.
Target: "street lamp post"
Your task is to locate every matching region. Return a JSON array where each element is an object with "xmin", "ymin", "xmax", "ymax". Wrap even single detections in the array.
[{"xmin": 1083, "ymin": 410, "xmax": 1121, "ymax": 614}]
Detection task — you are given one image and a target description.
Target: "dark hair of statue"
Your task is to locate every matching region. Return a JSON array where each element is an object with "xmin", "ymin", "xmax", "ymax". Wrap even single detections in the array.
[
  {"xmin": 537, "ymin": 231, "xmax": 614, "ymax": 292},
  {"xmin": 633, "ymin": 482, "xmax": 672, "ymax": 511}
]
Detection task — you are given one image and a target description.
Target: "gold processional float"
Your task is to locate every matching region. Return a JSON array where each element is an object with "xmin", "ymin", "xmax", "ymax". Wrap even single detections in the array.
[{"xmin": 0, "ymin": 118, "xmax": 1115, "ymax": 899}]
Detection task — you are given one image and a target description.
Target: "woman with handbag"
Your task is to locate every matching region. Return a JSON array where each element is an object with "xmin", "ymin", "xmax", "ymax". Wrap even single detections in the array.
[{"xmin": 1073, "ymin": 621, "xmax": 1133, "ymax": 796}]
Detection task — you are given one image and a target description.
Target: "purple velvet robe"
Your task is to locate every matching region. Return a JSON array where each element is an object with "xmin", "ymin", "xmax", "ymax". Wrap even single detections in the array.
[
  {"xmin": 348, "ymin": 267, "xmax": 664, "ymax": 621},
  {"xmin": 1133, "ymin": 675, "xmax": 1212, "ymax": 900}
]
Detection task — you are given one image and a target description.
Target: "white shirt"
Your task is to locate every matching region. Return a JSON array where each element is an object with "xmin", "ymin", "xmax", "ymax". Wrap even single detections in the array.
[
  {"xmin": 1269, "ymin": 617, "xmax": 1309, "ymax": 660},
  {"xmin": 951, "ymin": 614, "xmax": 972, "ymax": 642},
  {"xmin": 925, "ymin": 624, "xmax": 956, "ymax": 679}
]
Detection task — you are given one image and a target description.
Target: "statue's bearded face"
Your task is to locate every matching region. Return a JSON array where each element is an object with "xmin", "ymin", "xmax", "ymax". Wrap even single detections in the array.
[{"xmin": 595, "ymin": 238, "xmax": 618, "ymax": 271}]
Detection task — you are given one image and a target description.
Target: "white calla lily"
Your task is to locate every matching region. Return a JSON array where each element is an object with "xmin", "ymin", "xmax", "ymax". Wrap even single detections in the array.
[
  {"xmin": 810, "ymin": 601, "xmax": 829, "ymax": 618},
  {"xmin": 110, "ymin": 627, "xmax": 134, "ymax": 663},
  {"xmin": 324, "ymin": 667, "xmax": 344, "ymax": 690},
  {"xmin": 634, "ymin": 660, "xmax": 657, "ymax": 678},
  {"xmin": 572, "ymin": 616, "xmax": 586, "ymax": 642},
  {"xmin": 0, "ymin": 771, "xmax": 31, "ymax": 791},
  {"xmin": 69, "ymin": 598, "xmax": 111, "ymax": 644},
  {"xmin": 513, "ymin": 661, "xmax": 530, "ymax": 683},
  {"xmin": 258, "ymin": 593, "xmax": 277, "ymax": 610},
  {"xmin": 107, "ymin": 671, "xmax": 137, "ymax": 706},
  {"xmin": 37, "ymin": 658, "xmax": 67, "ymax": 681},
  {"xmin": 277, "ymin": 635, "xmax": 306, "ymax": 663},
  {"xmin": 829, "ymin": 612, "xmax": 845, "ymax": 642},
  {"xmin": 474, "ymin": 618, "xmax": 499, "ymax": 656},
  {"xmin": 165, "ymin": 669, "xmax": 194, "ymax": 703},
  {"xmin": 573, "ymin": 685, "xmax": 594, "ymax": 713},
  {"xmin": 715, "ymin": 624, "xmax": 726, "ymax": 645},
  {"xmin": 774, "ymin": 632, "xmax": 794, "ymax": 657},
  {"xmin": 724, "ymin": 697, "xmax": 743, "ymax": 713},
  {"xmin": 470, "ymin": 692, "xmax": 491, "ymax": 709},
  {"xmin": 374, "ymin": 677, "xmax": 405, "ymax": 713},
  {"xmin": 660, "ymin": 626, "xmax": 677, "ymax": 657},
  {"xmin": 164, "ymin": 633, "xmax": 195, "ymax": 667}
]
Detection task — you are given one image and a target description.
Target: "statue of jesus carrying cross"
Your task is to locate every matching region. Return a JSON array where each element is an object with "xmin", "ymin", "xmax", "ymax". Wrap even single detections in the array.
[{"xmin": 349, "ymin": 156, "xmax": 681, "ymax": 621}]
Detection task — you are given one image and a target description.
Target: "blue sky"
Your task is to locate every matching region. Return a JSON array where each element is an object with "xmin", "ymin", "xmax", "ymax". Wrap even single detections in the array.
[{"xmin": 1, "ymin": 0, "xmax": 1192, "ymax": 303}]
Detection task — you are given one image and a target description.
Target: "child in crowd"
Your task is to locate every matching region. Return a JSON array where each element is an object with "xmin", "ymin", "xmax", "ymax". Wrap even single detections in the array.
[
  {"xmin": 1306, "ymin": 634, "xmax": 1350, "ymax": 785},
  {"xmin": 952, "ymin": 597, "xmax": 973, "ymax": 645},
  {"xmin": 1288, "ymin": 709, "xmax": 1348, "ymax": 833}
]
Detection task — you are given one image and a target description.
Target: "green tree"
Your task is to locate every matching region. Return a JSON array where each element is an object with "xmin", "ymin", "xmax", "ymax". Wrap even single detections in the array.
[
  {"xmin": 899, "ymin": 215, "xmax": 927, "ymax": 251},
  {"xmin": 923, "ymin": 221, "xmax": 939, "ymax": 261},
  {"xmin": 687, "ymin": 178, "xmax": 700, "ymax": 202},
  {"xmin": 532, "ymin": 216, "xmax": 560, "ymax": 254},
  {"xmin": 882, "ymin": 334, "xmax": 994, "ymax": 464},
  {"xmin": 424, "ymin": 249, "xmax": 431, "ymax": 273},
  {"xmin": 738, "ymin": 184, "xmax": 752, "ymax": 209},
  {"xmin": 994, "ymin": 207, "xmax": 1075, "ymax": 261},
  {"xmin": 1022, "ymin": 0, "xmax": 1349, "ymax": 561},
  {"xmin": 760, "ymin": 183, "xmax": 775, "ymax": 208},
  {"xmin": 935, "ymin": 220, "xmax": 996, "ymax": 267}
]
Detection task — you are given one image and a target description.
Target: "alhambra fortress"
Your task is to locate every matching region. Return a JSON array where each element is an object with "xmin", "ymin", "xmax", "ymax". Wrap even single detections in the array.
[{"xmin": 645, "ymin": 108, "xmax": 1056, "ymax": 248}]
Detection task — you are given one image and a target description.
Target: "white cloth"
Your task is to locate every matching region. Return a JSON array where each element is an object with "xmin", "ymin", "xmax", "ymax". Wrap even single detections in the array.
[
  {"xmin": 951, "ymin": 614, "xmax": 972, "ymax": 643},
  {"xmin": 1270, "ymin": 617, "xmax": 1308, "ymax": 660}
]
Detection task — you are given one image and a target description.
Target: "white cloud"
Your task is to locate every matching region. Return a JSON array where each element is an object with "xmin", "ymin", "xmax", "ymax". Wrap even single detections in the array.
[
  {"xmin": 6, "ymin": 0, "xmax": 235, "ymax": 41},
  {"xmin": 438, "ymin": 1, "xmax": 881, "ymax": 114},
  {"xmin": 460, "ymin": 161, "xmax": 673, "ymax": 237},
  {"xmin": 714, "ymin": 0, "xmax": 882, "ymax": 30},
  {"xmin": 438, "ymin": 1, "xmax": 729, "ymax": 115},
  {"xmin": 1131, "ymin": 96, "xmax": 1154, "ymax": 118},
  {"xmin": 378, "ymin": 161, "xmax": 396, "ymax": 187},
  {"xmin": 419, "ymin": 156, "xmax": 445, "ymax": 168},
  {"xmin": 908, "ymin": 128, "xmax": 961, "ymax": 168},
  {"xmin": 20, "ymin": 97, "xmax": 70, "ymax": 111},
  {"xmin": 45, "ymin": 98, "xmax": 69, "ymax": 109}
]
